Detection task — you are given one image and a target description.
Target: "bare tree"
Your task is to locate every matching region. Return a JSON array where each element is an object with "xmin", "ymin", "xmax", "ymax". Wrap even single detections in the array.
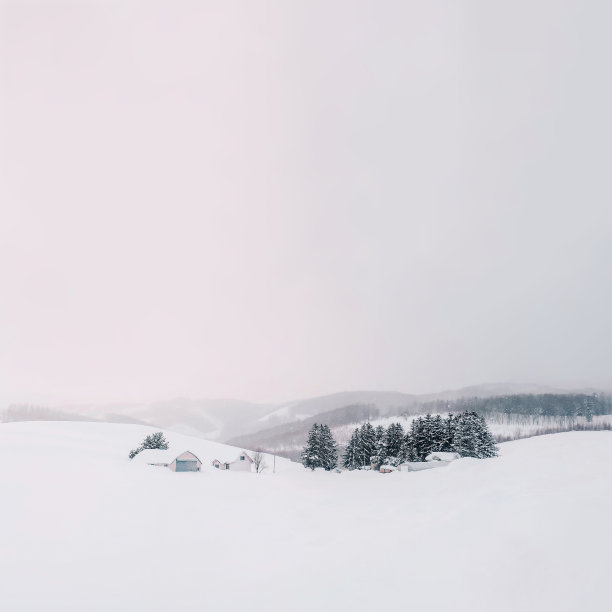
[{"xmin": 252, "ymin": 450, "xmax": 267, "ymax": 474}]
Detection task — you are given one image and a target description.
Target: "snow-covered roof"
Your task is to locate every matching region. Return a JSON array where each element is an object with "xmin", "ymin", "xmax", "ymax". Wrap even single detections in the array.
[
  {"xmin": 425, "ymin": 452, "xmax": 461, "ymax": 462},
  {"xmin": 212, "ymin": 450, "xmax": 253, "ymax": 464},
  {"xmin": 380, "ymin": 465, "xmax": 396, "ymax": 471},
  {"xmin": 131, "ymin": 449, "xmax": 200, "ymax": 464}
]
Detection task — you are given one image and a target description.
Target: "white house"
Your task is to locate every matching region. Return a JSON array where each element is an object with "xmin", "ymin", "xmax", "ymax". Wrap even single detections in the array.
[
  {"xmin": 132, "ymin": 449, "xmax": 202, "ymax": 472},
  {"xmin": 212, "ymin": 451, "xmax": 254, "ymax": 472},
  {"xmin": 426, "ymin": 451, "xmax": 461, "ymax": 462}
]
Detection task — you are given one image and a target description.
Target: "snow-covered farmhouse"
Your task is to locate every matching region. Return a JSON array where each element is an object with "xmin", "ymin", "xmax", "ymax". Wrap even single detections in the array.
[
  {"xmin": 132, "ymin": 449, "xmax": 203, "ymax": 472},
  {"xmin": 212, "ymin": 451, "xmax": 254, "ymax": 471}
]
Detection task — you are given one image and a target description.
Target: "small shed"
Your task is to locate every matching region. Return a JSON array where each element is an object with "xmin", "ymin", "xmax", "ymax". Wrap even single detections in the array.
[
  {"xmin": 380, "ymin": 465, "xmax": 396, "ymax": 474},
  {"xmin": 426, "ymin": 451, "xmax": 461, "ymax": 462},
  {"xmin": 398, "ymin": 461, "xmax": 447, "ymax": 472},
  {"xmin": 132, "ymin": 449, "xmax": 202, "ymax": 472}
]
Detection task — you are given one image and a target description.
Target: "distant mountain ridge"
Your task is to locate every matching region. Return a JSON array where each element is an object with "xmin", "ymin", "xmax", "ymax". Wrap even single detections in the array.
[{"xmin": 2, "ymin": 383, "xmax": 603, "ymax": 444}]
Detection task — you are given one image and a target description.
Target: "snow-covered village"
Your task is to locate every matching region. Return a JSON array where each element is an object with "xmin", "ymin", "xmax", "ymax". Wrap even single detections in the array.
[{"xmin": 2, "ymin": 2, "xmax": 612, "ymax": 612}]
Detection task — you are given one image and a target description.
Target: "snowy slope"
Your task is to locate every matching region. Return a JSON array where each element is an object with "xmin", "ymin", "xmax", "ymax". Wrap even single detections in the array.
[{"xmin": 1, "ymin": 422, "xmax": 610, "ymax": 611}]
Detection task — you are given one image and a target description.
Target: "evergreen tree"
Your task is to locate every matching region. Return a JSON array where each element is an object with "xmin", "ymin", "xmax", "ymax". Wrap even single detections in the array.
[
  {"xmin": 474, "ymin": 412, "xmax": 498, "ymax": 458},
  {"xmin": 319, "ymin": 424, "xmax": 339, "ymax": 470},
  {"xmin": 358, "ymin": 422, "xmax": 377, "ymax": 468},
  {"xmin": 302, "ymin": 423, "xmax": 322, "ymax": 470},
  {"xmin": 444, "ymin": 413, "xmax": 457, "ymax": 451},
  {"xmin": 452, "ymin": 412, "xmax": 478, "ymax": 457},
  {"xmin": 302, "ymin": 423, "xmax": 338, "ymax": 470},
  {"xmin": 385, "ymin": 422, "xmax": 404, "ymax": 463},
  {"xmin": 421, "ymin": 414, "xmax": 436, "ymax": 458},
  {"xmin": 343, "ymin": 427, "xmax": 360, "ymax": 470},
  {"xmin": 141, "ymin": 432, "xmax": 169, "ymax": 450},
  {"xmin": 431, "ymin": 414, "xmax": 447, "ymax": 453},
  {"xmin": 370, "ymin": 425, "xmax": 388, "ymax": 470},
  {"xmin": 409, "ymin": 417, "xmax": 430, "ymax": 460},
  {"xmin": 129, "ymin": 431, "xmax": 169, "ymax": 459},
  {"xmin": 400, "ymin": 431, "xmax": 418, "ymax": 462},
  {"xmin": 451, "ymin": 411, "xmax": 497, "ymax": 458}
]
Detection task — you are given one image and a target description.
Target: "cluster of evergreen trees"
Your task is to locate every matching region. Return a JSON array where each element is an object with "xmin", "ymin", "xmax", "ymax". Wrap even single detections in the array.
[
  {"xmin": 344, "ymin": 412, "xmax": 497, "ymax": 469},
  {"xmin": 301, "ymin": 412, "xmax": 497, "ymax": 471},
  {"xmin": 300, "ymin": 423, "xmax": 339, "ymax": 470}
]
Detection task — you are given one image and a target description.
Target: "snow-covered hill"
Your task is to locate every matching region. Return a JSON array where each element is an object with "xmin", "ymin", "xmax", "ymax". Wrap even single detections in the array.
[{"xmin": 1, "ymin": 422, "xmax": 610, "ymax": 611}]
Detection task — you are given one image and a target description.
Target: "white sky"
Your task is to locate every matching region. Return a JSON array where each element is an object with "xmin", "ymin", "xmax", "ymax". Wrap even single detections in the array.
[{"xmin": 1, "ymin": 1, "xmax": 611, "ymax": 405}]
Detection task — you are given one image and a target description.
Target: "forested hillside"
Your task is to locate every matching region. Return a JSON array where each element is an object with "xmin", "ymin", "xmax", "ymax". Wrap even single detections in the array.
[
  {"xmin": 228, "ymin": 403, "xmax": 380, "ymax": 455},
  {"xmin": 423, "ymin": 393, "xmax": 611, "ymax": 419},
  {"xmin": 235, "ymin": 393, "xmax": 612, "ymax": 460}
]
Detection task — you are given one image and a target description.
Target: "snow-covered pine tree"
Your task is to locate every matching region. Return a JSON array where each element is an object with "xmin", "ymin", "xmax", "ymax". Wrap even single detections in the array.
[
  {"xmin": 431, "ymin": 414, "xmax": 446, "ymax": 452},
  {"xmin": 451, "ymin": 411, "xmax": 498, "ymax": 458},
  {"xmin": 301, "ymin": 423, "xmax": 322, "ymax": 470},
  {"xmin": 319, "ymin": 424, "xmax": 338, "ymax": 471},
  {"xmin": 400, "ymin": 429, "xmax": 418, "ymax": 462},
  {"xmin": 473, "ymin": 412, "xmax": 498, "ymax": 458},
  {"xmin": 141, "ymin": 432, "xmax": 169, "ymax": 450},
  {"xmin": 444, "ymin": 413, "xmax": 457, "ymax": 451},
  {"xmin": 370, "ymin": 425, "xmax": 388, "ymax": 470},
  {"xmin": 358, "ymin": 422, "xmax": 377, "ymax": 468},
  {"xmin": 409, "ymin": 416, "xmax": 429, "ymax": 460},
  {"xmin": 385, "ymin": 422, "xmax": 404, "ymax": 464},
  {"xmin": 128, "ymin": 431, "xmax": 169, "ymax": 459},
  {"xmin": 451, "ymin": 412, "xmax": 477, "ymax": 457},
  {"xmin": 422, "ymin": 414, "xmax": 435, "ymax": 457},
  {"xmin": 343, "ymin": 426, "xmax": 360, "ymax": 470}
]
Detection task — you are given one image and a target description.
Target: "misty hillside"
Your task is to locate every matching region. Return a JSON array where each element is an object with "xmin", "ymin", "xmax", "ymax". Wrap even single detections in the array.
[
  {"xmin": 4, "ymin": 383, "xmax": 604, "ymax": 451},
  {"xmin": 2, "ymin": 398, "xmax": 276, "ymax": 442},
  {"xmin": 228, "ymin": 390, "xmax": 612, "ymax": 460},
  {"xmin": 227, "ymin": 403, "xmax": 382, "ymax": 456}
]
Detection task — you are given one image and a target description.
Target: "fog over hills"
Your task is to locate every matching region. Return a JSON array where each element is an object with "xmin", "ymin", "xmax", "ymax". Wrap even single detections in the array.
[{"xmin": 3, "ymin": 382, "xmax": 602, "ymax": 444}]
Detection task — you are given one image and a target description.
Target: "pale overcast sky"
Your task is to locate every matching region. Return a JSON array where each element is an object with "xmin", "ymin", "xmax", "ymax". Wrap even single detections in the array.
[{"xmin": 1, "ymin": 1, "xmax": 611, "ymax": 405}]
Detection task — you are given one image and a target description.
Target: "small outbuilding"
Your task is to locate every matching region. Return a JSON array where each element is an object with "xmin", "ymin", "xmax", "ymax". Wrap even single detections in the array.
[
  {"xmin": 212, "ymin": 451, "xmax": 254, "ymax": 472},
  {"xmin": 398, "ymin": 461, "xmax": 447, "ymax": 472},
  {"xmin": 379, "ymin": 465, "xmax": 397, "ymax": 474},
  {"xmin": 426, "ymin": 451, "xmax": 461, "ymax": 462},
  {"xmin": 132, "ymin": 449, "xmax": 203, "ymax": 472}
]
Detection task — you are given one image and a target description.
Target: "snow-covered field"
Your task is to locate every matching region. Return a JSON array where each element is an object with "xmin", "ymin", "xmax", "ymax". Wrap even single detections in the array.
[{"xmin": 1, "ymin": 422, "xmax": 611, "ymax": 611}]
